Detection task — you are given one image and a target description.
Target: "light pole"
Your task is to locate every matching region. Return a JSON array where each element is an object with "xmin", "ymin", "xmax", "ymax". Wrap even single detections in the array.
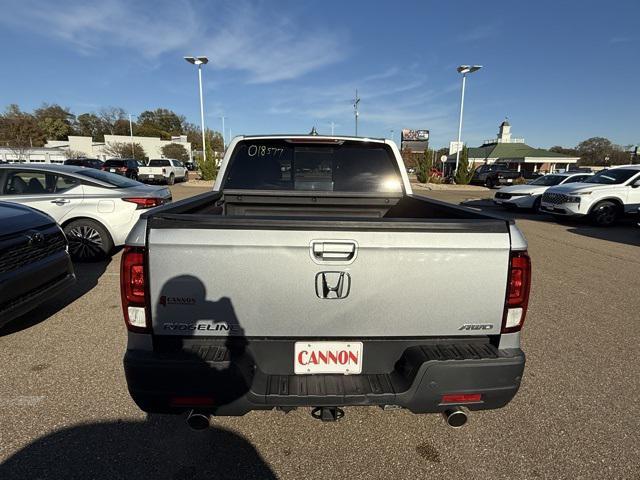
[
  {"xmin": 390, "ymin": 129, "xmax": 394, "ymax": 143},
  {"xmin": 219, "ymin": 115, "xmax": 226, "ymax": 150},
  {"xmin": 184, "ymin": 56, "xmax": 209, "ymax": 161},
  {"xmin": 454, "ymin": 65, "xmax": 482, "ymax": 175}
]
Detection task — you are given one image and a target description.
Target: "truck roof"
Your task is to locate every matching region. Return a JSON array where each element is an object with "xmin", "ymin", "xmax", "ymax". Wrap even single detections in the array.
[{"xmin": 238, "ymin": 134, "xmax": 388, "ymax": 143}]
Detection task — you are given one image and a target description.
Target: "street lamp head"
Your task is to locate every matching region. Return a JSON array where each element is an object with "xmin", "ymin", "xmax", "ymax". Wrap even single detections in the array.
[
  {"xmin": 184, "ymin": 56, "xmax": 209, "ymax": 65},
  {"xmin": 457, "ymin": 65, "xmax": 482, "ymax": 74}
]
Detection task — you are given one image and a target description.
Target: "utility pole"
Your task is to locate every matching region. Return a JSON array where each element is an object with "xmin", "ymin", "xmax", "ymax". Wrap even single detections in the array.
[
  {"xmin": 330, "ymin": 121, "xmax": 336, "ymax": 136},
  {"xmin": 353, "ymin": 89, "xmax": 360, "ymax": 136},
  {"xmin": 128, "ymin": 114, "xmax": 135, "ymax": 158}
]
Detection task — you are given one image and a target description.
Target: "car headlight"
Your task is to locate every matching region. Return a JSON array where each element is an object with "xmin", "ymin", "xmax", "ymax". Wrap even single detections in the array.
[{"xmin": 566, "ymin": 192, "xmax": 592, "ymax": 203}]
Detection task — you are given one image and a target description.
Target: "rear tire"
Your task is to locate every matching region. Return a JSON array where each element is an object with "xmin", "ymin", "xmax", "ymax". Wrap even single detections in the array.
[
  {"xmin": 589, "ymin": 200, "xmax": 619, "ymax": 227},
  {"xmin": 63, "ymin": 219, "xmax": 113, "ymax": 261},
  {"xmin": 167, "ymin": 173, "xmax": 175, "ymax": 185}
]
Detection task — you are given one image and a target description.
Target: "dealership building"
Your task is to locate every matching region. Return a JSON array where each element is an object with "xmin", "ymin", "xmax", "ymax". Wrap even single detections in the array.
[
  {"xmin": 0, "ymin": 134, "xmax": 193, "ymax": 163},
  {"xmin": 446, "ymin": 120, "xmax": 579, "ymax": 174}
]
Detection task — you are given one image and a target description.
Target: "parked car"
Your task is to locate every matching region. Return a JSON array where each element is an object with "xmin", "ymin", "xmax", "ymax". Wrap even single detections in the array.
[
  {"xmin": 0, "ymin": 165, "xmax": 172, "ymax": 260},
  {"xmin": 63, "ymin": 158, "xmax": 104, "ymax": 169},
  {"xmin": 540, "ymin": 165, "xmax": 640, "ymax": 226},
  {"xmin": 494, "ymin": 172, "xmax": 593, "ymax": 211},
  {"xmin": 184, "ymin": 160, "xmax": 196, "ymax": 171},
  {"xmin": 470, "ymin": 164, "xmax": 521, "ymax": 188},
  {"xmin": 0, "ymin": 201, "xmax": 75, "ymax": 329},
  {"xmin": 138, "ymin": 159, "xmax": 188, "ymax": 185},
  {"xmin": 121, "ymin": 135, "xmax": 530, "ymax": 428},
  {"xmin": 102, "ymin": 159, "xmax": 141, "ymax": 180}
]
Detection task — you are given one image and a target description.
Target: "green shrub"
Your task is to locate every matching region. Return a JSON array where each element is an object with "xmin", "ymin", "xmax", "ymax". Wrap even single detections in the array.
[
  {"xmin": 416, "ymin": 148, "xmax": 434, "ymax": 183},
  {"xmin": 453, "ymin": 146, "xmax": 473, "ymax": 185}
]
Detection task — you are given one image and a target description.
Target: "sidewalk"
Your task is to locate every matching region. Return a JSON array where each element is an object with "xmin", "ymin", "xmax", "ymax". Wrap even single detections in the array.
[{"xmin": 410, "ymin": 182, "xmax": 489, "ymax": 192}]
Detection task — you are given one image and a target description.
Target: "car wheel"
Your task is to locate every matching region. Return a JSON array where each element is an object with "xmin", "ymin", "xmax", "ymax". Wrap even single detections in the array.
[
  {"xmin": 63, "ymin": 219, "xmax": 114, "ymax": 261},
  {"xmin": 590, "ymin": 200, "xmax": 619, "ymax": 227},
  {"xmin": 485, "ymin": 177, "xmax": 494, "ymax": 189},
  {"xmin": 532, "ymin": 197, "xmax": 542, "ymax": 213},
  {"xmin": 167, "ymin": 173, "xmax": 175, "ymax": 185}
]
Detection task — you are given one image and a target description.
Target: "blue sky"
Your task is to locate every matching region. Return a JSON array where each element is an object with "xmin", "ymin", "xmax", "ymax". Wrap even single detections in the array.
[{"xmin": 0, "ymin": 0, "xmax": 638, "ymax": 149}]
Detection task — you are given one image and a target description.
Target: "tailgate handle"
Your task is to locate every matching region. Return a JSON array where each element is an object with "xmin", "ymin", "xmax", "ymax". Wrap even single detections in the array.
[{"xmin": 311, "ymin": 241, "xmax": 357, "ymax": 262}]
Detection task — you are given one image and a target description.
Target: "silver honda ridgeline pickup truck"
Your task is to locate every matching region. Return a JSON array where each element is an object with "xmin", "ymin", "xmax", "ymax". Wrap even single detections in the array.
[{"xmin": 121, "ymin": 135, "xmax": 530, "ymax": 428}]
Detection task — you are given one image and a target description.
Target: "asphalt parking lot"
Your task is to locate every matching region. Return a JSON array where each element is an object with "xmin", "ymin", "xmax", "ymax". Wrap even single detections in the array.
[{"xmin": 1, "ymin": 183, "xmax": 639, "ymax": 479}]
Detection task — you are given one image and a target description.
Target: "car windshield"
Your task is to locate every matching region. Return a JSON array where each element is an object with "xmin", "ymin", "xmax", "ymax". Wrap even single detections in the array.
[
  {"xmin": 76, "ymin": 169, "xmax": 141, "ymax": 188},
  {"xmin": 149, "ymin": 160, "xmax": 171, "ymax": 166},
  {"xmin": 530, "ymin": 175, "xmax": 565, "ymax": 186},
  {"xmin": 583, "ymin": 169, "xmax": 639, "ymax": 185},
  {"xmin": 223, "ymin": 140, "xmax": 402, "ymax": 192}
]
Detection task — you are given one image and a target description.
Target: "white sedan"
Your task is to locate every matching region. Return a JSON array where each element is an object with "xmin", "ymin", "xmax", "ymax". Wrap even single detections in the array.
[
  {"xmin": 493, "ymin": 172, "xmax": 592, "ymax": 211},
  {"xmin": 0, "ymin": 164, "xmax": 172, "ymax": 260}
]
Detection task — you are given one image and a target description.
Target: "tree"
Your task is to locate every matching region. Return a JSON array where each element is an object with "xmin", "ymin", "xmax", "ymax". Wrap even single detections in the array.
[
  {"xmin": 0, "ymin": 105, "xmax": 45, "ymax": 159},
  {"xmin": 185, "ymin": 125, "xmax": 224, "ymax": 153},
  {"xmin": 197, "ymin": 142, "xmax": 218, "ymax": 181},
  {"xmin": 137, "ymin": 108, "xmax": 184, "ymax": 139},
  {"xmin": 550, "ymin": 145, "xmax": 578, "ymax": 157},
  {"xmin": 161, "ymin": 143, "xmax": 189, "ymax": 162},
  {"xmin": 454, "ymin": 146, "xmax": 473, "ymax": 184},
  {"xmin": 34, "ymin": 103, "xmax": 76, "ymax": 140},
  {"xmin": 65, "ymin": 149, "xmax": 88, "ymax": 159},
  {"xmin": 401, "ymin": 147, "xmax": 416, "ymax": 169},
  {"xmin": 103, "ymin": 141, "xmax": 146, "ymax": 161},
  {"xmin": 416, "ymin": 148, "xmax": 433, "ymax": 183},
  {"xmin": 98, "ymin": 107, "xmax": 127, "ymax": 135},
  {"xmin": 76, "ymin": 113, "xmax": 104, "ymax": 139}
]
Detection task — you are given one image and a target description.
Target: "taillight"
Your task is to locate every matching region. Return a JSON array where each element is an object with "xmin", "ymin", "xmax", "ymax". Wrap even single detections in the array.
[
  {"xmin": 122, "ymin": 197, "xmax": 163, "ymax": 209},
  {"xmin": 502, "ymin": 251, "xmax": 531, "ymax": 333},
  {"xmin": 440, "ymin": 393, "xmax": 483, "ymax": 405},
  {"xmin": 120, "ymin": 246, "xmax": 149, "ymax": 332},
  {"xmin": 118, "ymin": 167, "xmax": 127, "ymax": 172}
]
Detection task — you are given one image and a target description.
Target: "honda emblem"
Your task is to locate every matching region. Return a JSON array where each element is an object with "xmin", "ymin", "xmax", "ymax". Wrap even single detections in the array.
[{"xmin": 315, "ymin": 272, "xmax": 351, "ymax": 299}]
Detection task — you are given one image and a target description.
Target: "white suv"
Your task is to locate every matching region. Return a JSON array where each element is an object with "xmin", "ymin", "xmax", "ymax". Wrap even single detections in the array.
[{"xmin": 540, "ymin": 165, "xmax": 640, "ymax": 226}]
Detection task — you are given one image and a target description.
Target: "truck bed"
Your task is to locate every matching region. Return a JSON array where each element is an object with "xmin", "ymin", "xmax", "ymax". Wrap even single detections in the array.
[{"xmin": 137, "ymin": 190, "xmax": 513, "ymax": 338}]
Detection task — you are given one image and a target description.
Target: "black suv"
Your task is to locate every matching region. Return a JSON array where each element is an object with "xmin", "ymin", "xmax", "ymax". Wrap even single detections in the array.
[
  {"xmin": 470, "ymin": 164, "xmax": 521, "ymax": 188},
  {"xmin": 102, "ymin": 159, "xmax": 141, "ymax": 180},
  {"xmin": 64, "ymin": 158, "xmax": 104, "ymax": 169},
  {"xmin": 0, "ymin": 201, "xmax": 75, "ymax": 329}
]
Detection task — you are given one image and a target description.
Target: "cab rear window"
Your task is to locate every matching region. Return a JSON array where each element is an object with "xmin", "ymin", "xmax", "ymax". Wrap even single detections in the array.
[{"xmin": 223, "ymin": 139, "xmax": 402, "ymax": 192}]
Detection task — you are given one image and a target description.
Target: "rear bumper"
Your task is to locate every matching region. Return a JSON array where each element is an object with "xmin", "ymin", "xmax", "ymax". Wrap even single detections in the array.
[
  {"xmin": 124, "ymin": 339, "xmax": 525, "ymax": 416},
  {"xmin": 138, "ymin": 174, "xmax": 168, "ymax": 183}
]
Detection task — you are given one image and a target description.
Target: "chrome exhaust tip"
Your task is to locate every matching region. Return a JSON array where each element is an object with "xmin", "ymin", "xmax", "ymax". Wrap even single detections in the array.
[
  {"xmin": 186, "ymin": 410, "xmax": 211, "ymax": 431},
  {"xmin": 442, "ymin": 408, "xmax": 468, "ymax": 428}
]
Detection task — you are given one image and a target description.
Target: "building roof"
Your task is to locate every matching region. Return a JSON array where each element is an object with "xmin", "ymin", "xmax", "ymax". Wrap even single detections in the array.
[{"xmin": 446, "ymin": 142, "xmax": 580, "ymax": 163}]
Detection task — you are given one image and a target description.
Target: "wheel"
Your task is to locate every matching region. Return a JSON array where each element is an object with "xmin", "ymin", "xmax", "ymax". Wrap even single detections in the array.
[
  {"xmin": 485, "ymin": 177, "xmax": 494, "ymax": 189},
  {"xmin": 532, "ymin": 197, "xmax": 542, "ymax": 213},
  {"xmin": 167, "ymin": 173, "xmax": 175, "ymax": 185},
  {"xmin": 63, "ymin": 219, "xmax": 114, "ymax": 261},
  {"xmin": 589, "ymin": 200, "xmax": 619, "ymax": 227}
]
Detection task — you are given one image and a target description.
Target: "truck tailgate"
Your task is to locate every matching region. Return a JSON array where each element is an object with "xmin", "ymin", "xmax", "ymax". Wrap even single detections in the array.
[{"xmin": 147, "ymin": 222, "xmax": 510, "ymax": 337}]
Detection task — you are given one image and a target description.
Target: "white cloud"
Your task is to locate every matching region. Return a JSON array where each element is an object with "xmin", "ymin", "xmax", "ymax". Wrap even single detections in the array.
[{"xmin": 0, "ymin": 0, "xmax": 347, "ymax": 83}]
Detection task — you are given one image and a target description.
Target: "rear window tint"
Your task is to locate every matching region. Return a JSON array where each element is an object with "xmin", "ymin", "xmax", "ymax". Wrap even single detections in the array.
[
  {"xmin": 104, "ymin": 160, "xmax": 125, "ymax": 167},
  {"xmin": 223, "ymin": 140, "xmax": 402, "ymax": 192},
  {"xmin": 149, "ymin": 160, "xmax": 171, "ymax": 167}
]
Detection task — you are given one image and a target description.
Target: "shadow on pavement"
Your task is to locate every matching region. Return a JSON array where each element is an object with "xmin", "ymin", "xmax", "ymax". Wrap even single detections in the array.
[
  {"xmin": 0, "ymin": 415, "xmax": 276, "ymax": 480},
  {"xmin": 0, "ymin": 258, "xmax": 111, "ymax": 336},
  {"xmin": 461, "ymin": 198, "xmax": 640, "ymax": 247}
]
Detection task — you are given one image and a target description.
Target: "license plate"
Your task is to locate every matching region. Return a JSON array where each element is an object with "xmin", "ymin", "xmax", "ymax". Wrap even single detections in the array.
[
  {"xmin": 149, "ymin": 175, "xmax": 155, "ymax": 178},
  {"xmin": 294, "ymin": 341, "xmax": 363, "ymax": 375},
  {"xmin": 110, "ymin": 168, "xmax": 116, "ymax": 172},
  {"xmin": 506, "ymin": 179, "xmax": 513, "ymax": 183}
]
